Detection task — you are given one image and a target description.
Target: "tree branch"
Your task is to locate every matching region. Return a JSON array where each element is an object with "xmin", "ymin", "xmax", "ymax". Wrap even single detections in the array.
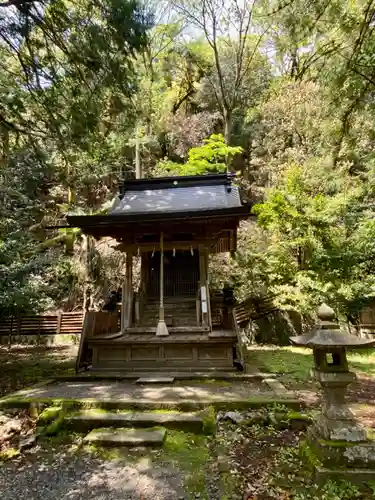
[{"xmin": 0, "ymin": 0, "xmax": 35, "ymax": 7}]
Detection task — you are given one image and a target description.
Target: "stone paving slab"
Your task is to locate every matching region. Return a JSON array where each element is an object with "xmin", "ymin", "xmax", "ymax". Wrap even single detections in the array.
[
  {"xmin": 5, "ymin": 380, "xmax": 270, "ymax": 401},
  {"xmin": 83, "ymin": 428, "xmax": 167, "ymax": 447},
  {"xmin": 315, "ymin": 466, "xmax": 375, "ymax": 485},
  {"xmin": 136, "ymin": 377, "xmax": 175, "ymax": 384},
  {"xmin": 0, "ymin": 380, "xmax": 300, "ymax": 410},
  {"xmin": 56, "ymin": 370, "xmax": 274, "ymax": 381},
  {"xmin": 66, "ymin": 409, "xmax": 204, "ymax": 432}
]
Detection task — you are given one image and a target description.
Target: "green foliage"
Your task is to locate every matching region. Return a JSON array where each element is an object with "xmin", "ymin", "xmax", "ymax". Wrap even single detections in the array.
[
  {"xmin": 161, "ymin": 430, "xmax": 209, "ymax": 498},
  {"xmin": 201, "ymin": 406, "xmax": 216, "ymax": 435},
  {"xmin": 248, "ymin": 164, "xmax": 375, "ymax": 314},
  {"xmin": 319, "ymin": 480, "xmax": 361, "ymax": 500},
  {"xmin": 2, "ymin": 0, "xmax": 375, "ymax": 324},
  {"xmin": 157, "ymin": 134, "xmax": 242, "ymax": 175}
]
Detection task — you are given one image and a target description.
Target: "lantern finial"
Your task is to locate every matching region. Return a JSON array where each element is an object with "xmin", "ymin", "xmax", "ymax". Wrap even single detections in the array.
[{"xmin": 317, "ymin": 303, "xmax": 335, "ymax": 322}]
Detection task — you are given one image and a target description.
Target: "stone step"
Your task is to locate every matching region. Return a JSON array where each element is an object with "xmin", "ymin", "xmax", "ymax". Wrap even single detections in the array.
[
  {"xmin": 147, "ymin": 298, "xmax": 196, "ymax": 303},
  {"xmin": 144, "ymin": 305, "xmax": 196, "ymax": 310},
  {"xmin": 136, "ymin": 377, "xmax": 175, "ymax": 384},
  {"xmin": 94, "ymin": 365, "xmax": 236, "ymax": 372},
  {"xmin": 59, "ymin": 370, "xmax": 263, "ymax": 381},
  {"xmin": 83, "ymin": 428, "xmax": 166, "ymax": 447},
  {"xmin": 66, "ymin": 409, "xmax": 204, "ymax": 433},
  {"xmin": 143, "ymin": 305, "xmax": 196, "ymax": 310}
]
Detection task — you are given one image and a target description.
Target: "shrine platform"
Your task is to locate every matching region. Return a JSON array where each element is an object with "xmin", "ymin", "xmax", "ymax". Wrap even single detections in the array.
[{"xmin": 88, "ymin": 330, "xmax": 237, "ymax": 372}]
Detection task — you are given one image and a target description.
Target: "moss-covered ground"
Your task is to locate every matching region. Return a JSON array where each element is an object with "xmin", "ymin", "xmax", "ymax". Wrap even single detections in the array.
[
  {"xmin": 247, "ymin": 345, "xmax": 375, "ymax": 390},
  {"xmin": 2, "ymin": 346, "xmax": 375, "ymax": 498},
  {"xmin": 0, "ymin": 345, "xmax": 76, "ymax": 398},
  {"xmin": 3, "ymin": 403, "xmax": 375, "ymax": 498}
]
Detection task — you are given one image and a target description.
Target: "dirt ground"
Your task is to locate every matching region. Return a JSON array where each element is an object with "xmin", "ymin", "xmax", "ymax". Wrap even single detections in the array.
[
  {"xmin": 1, "ymin": 346, "xmax": 375, "ymax": 499},
  {"xmin": 0, "ymin": 345, "xmax": 77, "ymax": 398}
]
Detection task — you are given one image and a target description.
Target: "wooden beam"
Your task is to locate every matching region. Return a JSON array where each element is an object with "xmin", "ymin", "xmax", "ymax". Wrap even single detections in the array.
[
  {"xmin": 115, "ymin": 237, "xmax": 233, "ymax": 254},
  {"xmin": 204, "ymin": 246, "xmax": 212, "ymax": 331},
  {"xmin": 123, "ymin": 251, "xmax": 133, "ymax": 330},
  {"xmin": 199, "ymin": 244, "xmax": 211, "ymax": 330},
  {"xmin": 84, "ymin": 218, "xmax": 239, "ymax": 241},
  {"xmin": 121, "ymin": 280, "xmax": 126, "ymax": 333}
]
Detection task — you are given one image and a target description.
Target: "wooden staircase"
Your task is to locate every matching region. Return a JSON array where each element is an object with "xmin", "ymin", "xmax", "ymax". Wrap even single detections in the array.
[{"xmin": 140, "ymin": 296, "xmax": 198, "ymax": 327}]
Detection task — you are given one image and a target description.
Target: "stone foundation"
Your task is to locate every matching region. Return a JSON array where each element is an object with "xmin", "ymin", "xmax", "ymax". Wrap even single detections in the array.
[{"xmin": 303, "ymin": 428, "xmax": 375, "ymax": 485}]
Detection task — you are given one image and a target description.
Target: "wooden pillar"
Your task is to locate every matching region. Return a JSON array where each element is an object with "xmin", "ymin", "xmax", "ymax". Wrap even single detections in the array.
[
  {"xmin": 199, "ymin": 244, "xmax": 211, "ymax": 330},
  {"xmin": 121, "ymin": 251, "xmax": 133, "ymax": 332},
  {"xmin": 156, "ymin": 232, "xmax": 169, "ymax": 336},
  {"xmin": 205, "ymin": 247, "xmax": 212, "ymax": 331},
  {"xmin": 121, "ymin": 280, "xmax": 126, "ymax": 333}
]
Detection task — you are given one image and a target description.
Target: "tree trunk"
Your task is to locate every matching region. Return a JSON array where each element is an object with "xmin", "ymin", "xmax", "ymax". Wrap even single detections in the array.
[
  {"xmin": 0, "ymin": 126, "xmax": 9, "ymax": 168},
  {"xmin": 135, "ymin": 126, "xmax": 142, "ymax": 179},
  {"xmin": 224, "ymin": 108, "xmax": 232, "ymax": 145}
]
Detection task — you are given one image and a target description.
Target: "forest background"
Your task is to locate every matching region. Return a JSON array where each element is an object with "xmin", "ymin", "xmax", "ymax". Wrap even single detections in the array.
[{"xmin": 2, "ymin": 0, "xmax": 375, "ymax": 325}]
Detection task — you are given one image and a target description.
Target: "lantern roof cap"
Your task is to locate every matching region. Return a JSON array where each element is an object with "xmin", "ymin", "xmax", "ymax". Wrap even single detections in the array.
[{"xmin": 290, "ymin": 303, "xmax": 375, "ymax": 349}]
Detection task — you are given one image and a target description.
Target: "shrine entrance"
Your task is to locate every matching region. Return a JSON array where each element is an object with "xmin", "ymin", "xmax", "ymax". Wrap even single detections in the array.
[{"xmin": 148, "ymin": 250, "xmax": 199, "ymax": 298}]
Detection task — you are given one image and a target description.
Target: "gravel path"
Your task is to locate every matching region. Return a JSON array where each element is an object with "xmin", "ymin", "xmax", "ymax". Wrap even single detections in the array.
[{"xmin": 0, "ymin": 447, "xmax": 186, "ymax": 500}]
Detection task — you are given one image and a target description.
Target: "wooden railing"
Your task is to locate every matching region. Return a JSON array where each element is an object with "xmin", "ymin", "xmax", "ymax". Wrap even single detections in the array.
[
  {"xmin": 358, "ymin": 307, "xmax": 375, "ymax": 331},
  {"xmin": 135, "ymin": 282, "xmax": 148, "ymax": 326},
  {"xmin": 76, "ymin": 310, "xmax": 119, "ymax": 372},
  {"xmin": 233, "ymin": 295, "xmax": 278, "ymax": 325},
  {"xmin": 231, "ymin": 295, "xmax": 278, "ymax": 372},
  {"xmin": 0, "ymin": 312, "xmax": 84, "ymax": 345}
]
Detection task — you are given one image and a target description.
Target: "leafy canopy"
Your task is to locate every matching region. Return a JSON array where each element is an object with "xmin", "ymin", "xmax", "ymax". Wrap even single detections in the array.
[{"xmin": 156, "ymin": 134, "xmax": 242, "ymax": 175}]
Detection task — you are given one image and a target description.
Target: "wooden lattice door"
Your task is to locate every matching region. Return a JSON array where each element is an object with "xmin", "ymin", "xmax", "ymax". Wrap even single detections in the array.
[{"xmin": 148, "ymin": 250, "xmax": 199, "ymax": 297}]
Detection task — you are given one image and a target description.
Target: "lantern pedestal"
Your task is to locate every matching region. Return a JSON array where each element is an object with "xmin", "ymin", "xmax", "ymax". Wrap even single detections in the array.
[
  {"xmin": 291, "ymin": 304, "xmax": 375, "ymax": 485},
  {"xmin": 306, "ymin": 370, "xmax": 375, "ymax": 483}
]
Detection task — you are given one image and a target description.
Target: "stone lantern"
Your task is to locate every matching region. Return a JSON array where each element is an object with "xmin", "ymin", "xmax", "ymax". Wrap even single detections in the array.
[{"xmin": 290, "ymin": 304, "xmax": 375, "ymax": 484}]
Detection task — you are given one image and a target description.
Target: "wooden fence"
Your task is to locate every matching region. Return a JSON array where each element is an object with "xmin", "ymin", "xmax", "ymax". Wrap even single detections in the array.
[
  {"xmin": 359, "ymin": 307, "xmax": 375, "ymax": 330},
  {"xmin": 0, "ymin": 312, "xmax": 84, "ymax": 345}
]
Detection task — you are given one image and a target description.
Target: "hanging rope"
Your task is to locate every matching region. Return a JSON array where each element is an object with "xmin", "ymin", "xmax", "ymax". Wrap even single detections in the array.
[
  {"xmin": 160, "ymin": 232, "xmax": 164, "ymax": 313},
  {"xmin": 156, "ymin": 231, "xmax": 169, "ymax": 335}
]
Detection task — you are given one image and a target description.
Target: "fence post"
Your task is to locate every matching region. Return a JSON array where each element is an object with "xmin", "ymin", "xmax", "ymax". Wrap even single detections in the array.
[
  {"xmin": 16, "ymin": 316, "xmax": 21, "ymax": 344},
  {"xmin": 56, "ymin": 312, "xmax": 62, "ymax": 335},
  {"xmin": 8, "ymin": 316, "xmax": 13, "ymax": 349},
  {"xmin": 36, "ymin": 316, "xmax": 41, "ymax": 345}
]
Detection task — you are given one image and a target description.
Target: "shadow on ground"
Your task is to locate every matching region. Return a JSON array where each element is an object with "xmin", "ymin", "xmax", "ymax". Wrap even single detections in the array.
[
  {"xmin": 0, "ymin": 346, "xmax": 77, "ymax": 398},
  {"xmin": 0, "ymin": 444, "xmax": 185, "ymax": 500}
]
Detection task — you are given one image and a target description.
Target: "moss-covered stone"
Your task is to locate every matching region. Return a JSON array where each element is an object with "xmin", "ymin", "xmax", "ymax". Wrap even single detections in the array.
[
  {"xmin": 242, "ymin": 409, "xmax": 269, "ymax": 427},
  {"xmin": 255, "ymin": 410, "xmax": 313, "ymax": 430},
  {"xmin": 299, "ymin": 440, "xmax": 322, "ymax": 470},
  {"xmin": 287, "ymin": 411, "xmax": 312, "ymax": 422},
  {"xmin": 37, "ymin": 405, "xmax": 63, "ymax": 426},
  {"xmin": 44, "ymin": 411, "xmax": 66, "ymax": 436},
  {"xmin": 0, "ymin": 396, "xmax": 301, "ymax": 411},
  {"xmin": 308, "ymin": 433, "xmax": 375, "ymax": 469},
  {"xmin": 65, "ymin": 409, "xmax": 204, "ymax": 434},
  {"xmin": 0, "ymin": 447, "xmax": 20, "ymax": 461},
  {"xmin": 285, "ymin": 411, "xmax": 313, "ymax": 430},
  {"xmin": 201, "ymin": 406, "xmax": 216, "ymax": 435}
]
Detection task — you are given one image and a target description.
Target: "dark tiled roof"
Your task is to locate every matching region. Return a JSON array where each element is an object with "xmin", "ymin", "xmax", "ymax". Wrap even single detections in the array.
[
  {"xmin": 110, "ymin": 184, "xmax": 242, "ymax": 215},
  {"xmin": 110, "ymin": 173, "xmax": 244, "ymax": 215}
]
